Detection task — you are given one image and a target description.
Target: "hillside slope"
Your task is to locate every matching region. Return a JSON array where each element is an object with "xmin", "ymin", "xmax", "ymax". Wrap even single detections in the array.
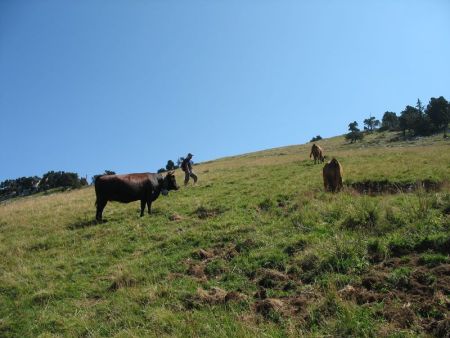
[{"xmin": 1, "ymin": 132, "xmax": 449, "ymax": 337}]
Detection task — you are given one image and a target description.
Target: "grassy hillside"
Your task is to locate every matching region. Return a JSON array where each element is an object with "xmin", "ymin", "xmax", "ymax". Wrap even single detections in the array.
[{"xmin": 1, "ymin": 131, "xmax": 449, "ymax": 337}]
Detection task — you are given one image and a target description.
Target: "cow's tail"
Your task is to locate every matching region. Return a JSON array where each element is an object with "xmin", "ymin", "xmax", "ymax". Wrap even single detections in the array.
[{"xmin": 94, "ymin": 179, "xmax": 99, "ymax": 207}]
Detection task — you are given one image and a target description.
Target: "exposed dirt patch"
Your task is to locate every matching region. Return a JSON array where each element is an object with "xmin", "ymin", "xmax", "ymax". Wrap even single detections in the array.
[
  {"xmin": 169, "ymin": 214, "xmax": 183, "ymax": 221},
  {"xmin": 382, "ymin": 304, "xmax": 417, "ymax": 329},
  {"xmin": 197, "ymin": 287, "xmax": 247, "ymax": 304},
  {"xmin": 430, "ymin": 318, "xmax": 450, "ymax": 338},
  {"xmin": 183, "ymin": 287, "xmax": 247, "ymax": 309},
  {"xmin": 254, "ymin": 298, "xmax": 288, "ymax": 317},
  {"xmin": 193, "ymin": 206, "xmax": 226, "ymax": 219},
  {"xmin": 192, "ymin": 248, "xmax": 215, "ymax": 260},
  {"xmin": 341, "ymin": 255, "xmax": 450, "ymax": 332},
  {"xmin": 184, "ymin": 244, "xmax": 241, "ymax": 282},
  {"xmin": 185, "ymin": 260, "xmax": 207, "ymax": 281},
  {"xmin": 255, "ymin": 268, "xmax": 297, "ymax": 290},
  {"xmin": 191, "ymin": 244, "xmax": 239, "ymax": 262},
  {"xmin": 348, "ymin": 179, "xmax": 443, "ymax": 195},
  {"xmin": 253, "ymin": 293, "xmax": 316, "ymax": 320}
]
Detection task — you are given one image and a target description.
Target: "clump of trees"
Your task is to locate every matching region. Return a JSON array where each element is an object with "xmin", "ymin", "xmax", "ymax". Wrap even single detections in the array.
[
  {"xmin": 91, "ymin": 170, "xmax": 116, "ymax": 184},
  {"xmin": 424, "ymin": 97, "xmax": 449, "ymax": 137},
  {"xmin": 345, "ymin": 121, "xmax": 364, "ymax": 143},
  {"xmin": 310, "ymin": 135, "xmax": 323, "ymax": 142},
  {"xmin": 166, "ymin": 160, "xmax": 177, "ymax": 171},
  {"xmin": 0, "ymin": 176, "xmax": 40, "ymax": 199},
  {"xmin": 380, "ymin": 111, "xmax": 399, "ymax": 131},
  {"xmin": 363, "ymin": 116, "xmax": 380, "ymax": 132},
  {"xmin": 158, "ymin": 159, "xmax": 180, "ymax": 173},
  {"xmin": 0, "ymin": 171, "xmax": 88, "ymax": 201},
  {"xmin": 346, "ymin": 96, "xmax": 449, "ymax": 142},
  {"xmin": 39, "ymin": 171, "xmax": 83, "ymax": 190}
]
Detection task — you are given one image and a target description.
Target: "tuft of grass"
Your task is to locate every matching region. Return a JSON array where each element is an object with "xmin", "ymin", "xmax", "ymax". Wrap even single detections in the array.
[
  {"xmin": 258, "ymin": 198, "xmax": 274, "ymax": 211},
  {"xmin": 108, "ymin": 266, "xmax": 138, "ymax": 291},
  {"xmin": 388, "ymin": 267, "xmax": 412, "ymax": 289},
  {"xmin": 367, "ymin": 239, "xmax": 386, "ymax": 263},
  {"xmin": 341, "ymin": 198, "xmax": 380, "ymax": 230},
  {"xmin": 418, "ymin": 253, "xmax": 449, "ymax": 267}
]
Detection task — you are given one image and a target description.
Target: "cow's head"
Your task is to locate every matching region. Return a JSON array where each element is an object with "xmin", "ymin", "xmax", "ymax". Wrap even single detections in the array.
[{"xmin": 161, "ymin": 171, "xmax": 179, "ymax": 195}]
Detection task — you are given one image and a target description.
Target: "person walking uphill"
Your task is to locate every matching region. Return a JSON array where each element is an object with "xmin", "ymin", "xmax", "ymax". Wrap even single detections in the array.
[{"xmin": 181, "ymin": 153, "xmax": 198, "ymax": 186}]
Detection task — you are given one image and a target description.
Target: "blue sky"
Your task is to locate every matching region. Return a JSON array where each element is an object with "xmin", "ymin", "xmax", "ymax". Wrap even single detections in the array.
[{"xmin": 1, "ymin": 0, "xmax": 449, "ymax": 181}]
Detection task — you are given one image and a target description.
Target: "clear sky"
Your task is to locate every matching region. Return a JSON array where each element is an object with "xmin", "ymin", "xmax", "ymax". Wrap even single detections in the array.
[{"xmin": 1, "ymin": 0, "xmax": 449, "ymax": 181}]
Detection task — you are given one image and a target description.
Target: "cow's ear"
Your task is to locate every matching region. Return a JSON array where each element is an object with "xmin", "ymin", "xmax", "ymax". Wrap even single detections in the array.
[{"xmin": 168, "ymin": 171, "xmax": 175, "ymax": 176}]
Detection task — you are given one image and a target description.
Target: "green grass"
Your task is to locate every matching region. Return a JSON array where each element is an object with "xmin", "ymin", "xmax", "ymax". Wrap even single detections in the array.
[{"xmin": 1, "ymin": 131, "xmax": 449, "ymax": 337}]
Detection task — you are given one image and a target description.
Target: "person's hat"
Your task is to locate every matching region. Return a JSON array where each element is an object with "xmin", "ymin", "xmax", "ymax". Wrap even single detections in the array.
[{"xmin": 187, "ymin": 153, "xmax": 194, "ymax": 157}]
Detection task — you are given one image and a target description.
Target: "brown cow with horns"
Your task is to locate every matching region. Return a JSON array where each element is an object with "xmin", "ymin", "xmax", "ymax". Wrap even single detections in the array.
[{"xmin": 95, "ymin": 171, "xmax": 179, "ymax": 222}]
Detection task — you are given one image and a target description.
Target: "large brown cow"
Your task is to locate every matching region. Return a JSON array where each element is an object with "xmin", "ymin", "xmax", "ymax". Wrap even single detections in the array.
[
  {"xmin": 310, "ymin": 143, "xmax": 324, "ymax": 164},
  {"xmin": 323, "ymin": 158, "xmax": 343, "ymax": 192},
  {"xmin": 95, "ymin": 171, "xmax": 179, "ymax": 221}
]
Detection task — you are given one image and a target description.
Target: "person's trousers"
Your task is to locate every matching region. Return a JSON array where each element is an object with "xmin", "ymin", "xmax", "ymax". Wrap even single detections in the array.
[{"xmin": 184, "ymin": 171, "xmax": 197, "ymax": 184}]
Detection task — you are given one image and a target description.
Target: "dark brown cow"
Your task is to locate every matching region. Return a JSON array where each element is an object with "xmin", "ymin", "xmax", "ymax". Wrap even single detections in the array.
[
  {"xmin": 95, "ymin": 171, "xmax": 179, "ymax": 221},
  {"xmin": 310, "ymin": 143, "xmax": 324, "ymax": 164},
  {"xmin": 323, "ymin": 158, "xmax": 343, "ymax": 192}
]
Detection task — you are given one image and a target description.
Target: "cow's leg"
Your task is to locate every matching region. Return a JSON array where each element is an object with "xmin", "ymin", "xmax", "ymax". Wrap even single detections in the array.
[
  {"xmin": 147, "ymin": 200, "xmax": 152, "ymax": 214},
  {"xmin": 96, "ymin": 199, "xmax": 107, "ymax": 222},
  {"xmin": 324, "ymin": 176, "xmax": 330, "ymax": 192},
  {"xmin": 140, "ymin": 199, "xmax": 146, "ymax": 217},
  {"xmin": 332, "ymin": 176, "xmax": 338, "ymax": 193},
  {"xmin": 338, "ymin": 177, "xmax": 343, "ymax": 192}
]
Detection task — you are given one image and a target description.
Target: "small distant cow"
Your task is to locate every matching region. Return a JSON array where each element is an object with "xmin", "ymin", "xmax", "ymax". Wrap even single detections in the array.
[
  {"xmin": 95, "ymin": 171, "xmax": 179, "ymax": 222},
  {"xmin": 323, "ymin": 158, "xmax": 343, "ymax": 192},
  {"xmin": 310, "ymin": 143, "xmax": 324, "ymax": 164}
]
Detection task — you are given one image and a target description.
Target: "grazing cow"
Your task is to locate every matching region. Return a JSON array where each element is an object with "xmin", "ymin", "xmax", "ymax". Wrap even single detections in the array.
[
  {"xmin": 323, "ymin": 158, "xmax": 343, "ymax": 192},
  {"xmin": 95, "ymin": 171, "xmax": 179, "ymax": 222},
  {"xmin": 310, "ymin": 143, "xmax": 324, "ymax": 164}
]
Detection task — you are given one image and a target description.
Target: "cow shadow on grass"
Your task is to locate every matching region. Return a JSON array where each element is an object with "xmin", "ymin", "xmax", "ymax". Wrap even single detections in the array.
[
  {"xmin": 67, "ymin": 218, "xmax": 101, "ymax": 230},
  {"xmin": 137, "ymin": 208, "xmax": 164, "ymax": 216}
]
